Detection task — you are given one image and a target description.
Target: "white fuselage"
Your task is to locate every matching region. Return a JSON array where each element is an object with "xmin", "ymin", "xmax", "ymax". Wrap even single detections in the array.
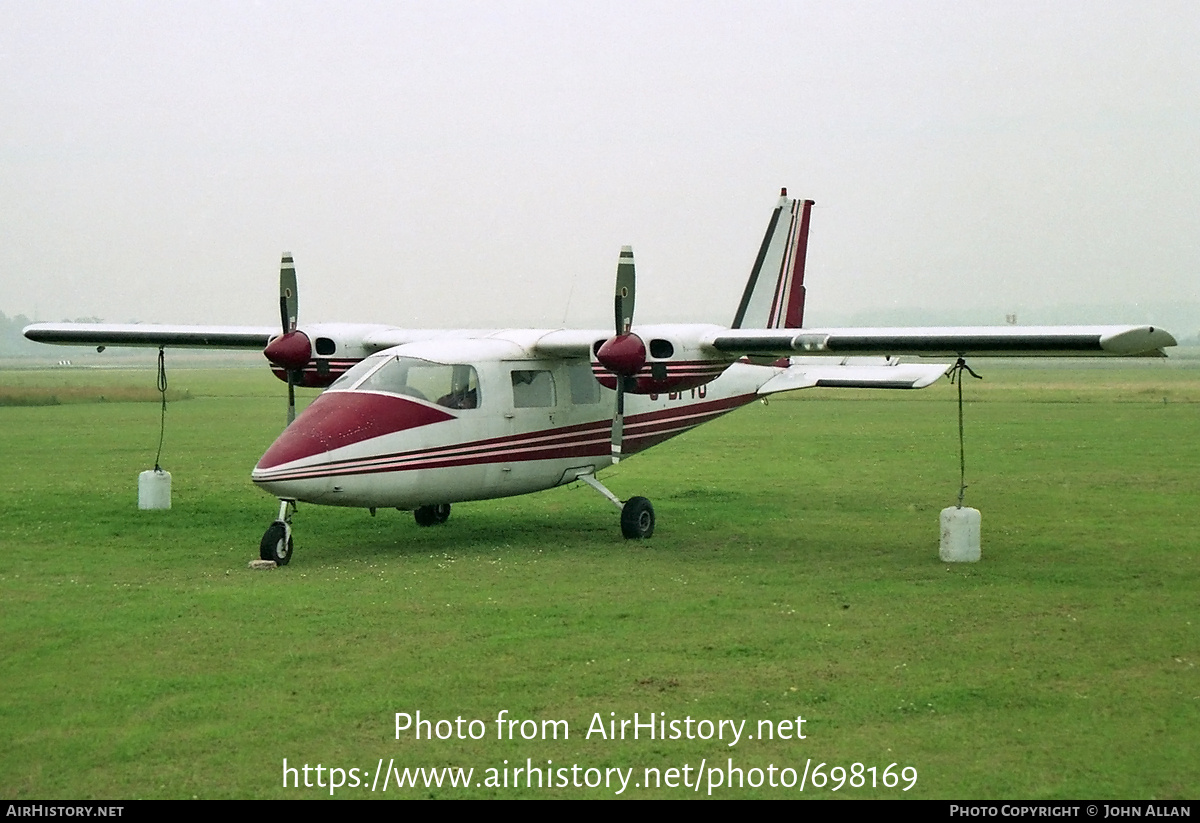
[{"xmin": 251, "ymin": 333, "xmax": 777, "ymax": 509}]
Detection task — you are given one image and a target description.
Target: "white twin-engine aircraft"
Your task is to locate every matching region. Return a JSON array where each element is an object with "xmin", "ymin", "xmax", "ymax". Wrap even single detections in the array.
[{"xmin": 25, "ymin": 190, "xmax": 1177, "ymax": 565}]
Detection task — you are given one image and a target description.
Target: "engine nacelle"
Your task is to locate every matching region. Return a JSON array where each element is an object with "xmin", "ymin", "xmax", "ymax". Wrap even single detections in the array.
[
  {"xmin": 265, "ymin": 323, "xmax": 392, "ymax": 388},
  {"xmin": 591, "ymin": 326, "xmax": 732, "ymax": 394}
]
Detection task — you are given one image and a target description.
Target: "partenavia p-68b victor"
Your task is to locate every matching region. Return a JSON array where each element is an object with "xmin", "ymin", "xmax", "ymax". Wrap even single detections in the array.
[{"xmin": 25, "ymin": 190, "xmax": 1177, "ymax": 565}]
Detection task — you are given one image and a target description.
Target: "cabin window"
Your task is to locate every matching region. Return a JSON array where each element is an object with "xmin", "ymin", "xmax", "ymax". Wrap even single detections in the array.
[
  {"xmin": 566, "ymin": 362, "xmax": 601, "ymax": 404},
  {"xmin": 315, "ymin": 337, "xmax": 337, "ymax": 355},
  {"xmin": 438, "ymin": 364, "xmax": 481, "ymax": 410},
  {"xmin": 511, "ymin": 370, "xmax": 555, "ymax": 408}
]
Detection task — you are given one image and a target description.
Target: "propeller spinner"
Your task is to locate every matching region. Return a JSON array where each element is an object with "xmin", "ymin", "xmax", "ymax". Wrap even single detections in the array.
[{"xmin": 595, "ymin": 246, "xmax": 646, "ymax": 463}]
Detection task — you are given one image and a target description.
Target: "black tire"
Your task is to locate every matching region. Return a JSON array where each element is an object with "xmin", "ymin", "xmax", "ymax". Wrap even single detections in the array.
[
  {"xmin": 414, "ymin": 503, "xmax": 451, "ymax": 527},
  {"xmin": 620, "ymin": 496, "xmax": 655, "ymax": 539},
  {"xmin": 259, "ymin": 521, "xmax": 293, "ymax": 566}
]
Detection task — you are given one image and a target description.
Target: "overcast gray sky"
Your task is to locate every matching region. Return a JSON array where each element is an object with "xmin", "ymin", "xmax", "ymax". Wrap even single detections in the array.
[{"xmin": 3, "ymin": 1, "xmax": 1198, "ymax": 331}]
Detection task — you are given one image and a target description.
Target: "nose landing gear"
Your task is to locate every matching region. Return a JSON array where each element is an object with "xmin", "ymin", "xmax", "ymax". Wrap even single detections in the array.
[{"xmin": 260, "ymin": 499, "xmax": 296, "ymax": 565}]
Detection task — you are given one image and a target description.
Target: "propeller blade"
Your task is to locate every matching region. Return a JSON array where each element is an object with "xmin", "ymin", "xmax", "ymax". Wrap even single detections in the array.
[
  {"xmin": 287, "ymin": 373, "xmax": 296, "ymax": 426},
  {"xmin": 280, "ymin": 253, "xmax": 298, "ymax": 334},
  {"xmin": 614, "ymin": 245, "xmax": 635, "ymax": 335},
  {"xmin": 611, "ymin": 382, "xmax": 625, "ymax": 463}
]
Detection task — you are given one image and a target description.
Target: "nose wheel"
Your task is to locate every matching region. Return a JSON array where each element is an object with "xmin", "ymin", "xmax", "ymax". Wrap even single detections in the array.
[{"xmin": 260, "ymin": 500, "xmax": 295, "ymax": 565}]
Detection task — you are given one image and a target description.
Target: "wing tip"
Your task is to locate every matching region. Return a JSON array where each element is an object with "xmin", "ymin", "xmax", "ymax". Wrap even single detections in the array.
[{"xmin": 1099, "ymin": 326, "xmax": 1178, "ymax": 355}]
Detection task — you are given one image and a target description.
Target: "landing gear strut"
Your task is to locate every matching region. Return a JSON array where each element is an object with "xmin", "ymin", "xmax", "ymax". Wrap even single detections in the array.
[
  {"xmin": 260, "ymin": 499, "xmax": 295, "ymax": 565},
  {"xmin": 578, "ymin": 473, "xmax": 655, "ymax": 540},
  {"xmin": 414, "ymin": 503, "xmax": 451, "ymax": 527}
]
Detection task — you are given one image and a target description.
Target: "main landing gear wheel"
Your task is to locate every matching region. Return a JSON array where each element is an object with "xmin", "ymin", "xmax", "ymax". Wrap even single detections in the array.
[
  {"xmin": 414, "ymin": 503, "xmax": 451, "ymax": 527},
  {"xmin": 260, "ymin": 521, "xmax": 293, "ymax": 565},
  {"xmin": 577, "ymin": 473, "xmax": 657, "ymax": 540},
  {"xmin": 620, "ymin": 496, "xmax": 655, "ymax": 539}
]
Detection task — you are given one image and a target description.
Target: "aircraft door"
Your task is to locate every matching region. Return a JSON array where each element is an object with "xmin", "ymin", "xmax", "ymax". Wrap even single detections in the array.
[
  {"xmin": 550, "ymin": 360, "xmax": 609, "ymax": 485},
  {"xmin": 485, "ymin": 363, "xmax": 562, "ymax": 495}
]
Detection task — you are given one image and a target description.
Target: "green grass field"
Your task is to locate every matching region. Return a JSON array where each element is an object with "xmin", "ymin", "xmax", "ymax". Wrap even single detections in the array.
[{"xmin": 1, "ymin": 362, "xmax": 1196, "ymax": 799}]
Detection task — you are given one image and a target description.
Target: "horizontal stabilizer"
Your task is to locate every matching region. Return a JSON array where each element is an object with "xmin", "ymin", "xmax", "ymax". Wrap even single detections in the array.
[{"xmin": 758, "ymin": 362, "xmax": 951, "ymax": 395}]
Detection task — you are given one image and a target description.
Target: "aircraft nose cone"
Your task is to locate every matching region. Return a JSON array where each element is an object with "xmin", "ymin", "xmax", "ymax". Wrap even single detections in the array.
[
  {"xmin": 596, "ymin": 332, "xmax": 647, "ymax": 376},
  {"xmin": 264, "ymin": 330, "xmax": 311, "ymax": 370}
]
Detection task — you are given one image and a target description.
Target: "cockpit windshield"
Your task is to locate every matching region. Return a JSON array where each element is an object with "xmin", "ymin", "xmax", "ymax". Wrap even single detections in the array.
[
  {"xmin": 328, "ymin": 355, "xmax": 480, "ymax": 410},
  {"xmin": 327, "ymin": 353, "xmax": 387, "ymax": 391}
]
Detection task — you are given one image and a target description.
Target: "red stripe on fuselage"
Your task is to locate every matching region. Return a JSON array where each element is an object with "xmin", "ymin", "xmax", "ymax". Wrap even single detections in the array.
[
  {"xmin": 592, "ymin": 359, "xmax": 732, "ymax": 394},
  {"xmin": 270, "ymin": 358, "xmax": 361, "ymax": 388},
  {"xmin": 253, "ymin": 393, "xmax": 755, "ymax": 482}
]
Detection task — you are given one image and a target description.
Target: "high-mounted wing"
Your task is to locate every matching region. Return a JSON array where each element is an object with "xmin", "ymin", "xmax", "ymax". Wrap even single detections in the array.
[
  {"xmin": 23, "ymin": 323, "xmax": 276, "ymax": 349},
  {"xmin": 530, "ymin": 329, "xmax": 604, "ymax": 358},
  {"xmin": 534, "ymin": 324, "xmax": 1179, "ymax": 365},
  {"xmin": 20, "ymin": 254, "xmax": 441, "ymax": 424},
  {"xmin": 535, "ymin": 188, "xmax": 1176, "ymax": 402},
  {"xmin": 705, "ymin": 325, "xmax": 1176, "ymax": 359}
]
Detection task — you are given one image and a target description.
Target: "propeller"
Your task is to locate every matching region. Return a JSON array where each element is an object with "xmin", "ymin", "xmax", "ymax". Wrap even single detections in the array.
[
  {"xmin": 262, "ymin": 253, "xmax": 310, "ymax": 425},
  {"xmin": 595, "ymin": 246, "xmax": 646, "ymax": 463}
]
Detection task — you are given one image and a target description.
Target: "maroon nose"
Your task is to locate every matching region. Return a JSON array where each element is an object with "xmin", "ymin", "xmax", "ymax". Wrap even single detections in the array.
[{"xmin": 255, "ymin": 392, "xmax": 455, "ymax": 471}]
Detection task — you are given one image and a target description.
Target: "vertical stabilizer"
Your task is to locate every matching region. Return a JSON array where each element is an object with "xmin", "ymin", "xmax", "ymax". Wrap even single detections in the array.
[{"xmin": 731, "ymin": 191, "xmax": 814, "ymax": 329}]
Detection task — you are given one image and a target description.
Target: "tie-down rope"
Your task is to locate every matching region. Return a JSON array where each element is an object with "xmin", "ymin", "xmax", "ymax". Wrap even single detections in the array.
[{"xmin": 948, "ymin": 357, "xmax": 982, "ymax": 508}]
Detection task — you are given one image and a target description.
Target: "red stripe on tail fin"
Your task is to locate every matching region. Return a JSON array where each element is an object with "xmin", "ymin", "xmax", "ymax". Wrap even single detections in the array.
[{"xmin": 783, "ymin": 199, "xmax": 814, "ymax": 329}]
